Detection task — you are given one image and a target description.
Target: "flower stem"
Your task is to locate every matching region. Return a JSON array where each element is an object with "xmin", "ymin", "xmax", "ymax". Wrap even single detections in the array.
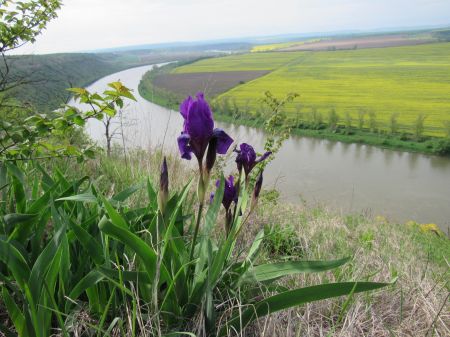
[
  {"xmin": 189, "ymin": 202, "xmax": 204, "ymax": 261},
  {"xmin": 231, "ymin": 170, "xmax": 243, "ymax": 224}
]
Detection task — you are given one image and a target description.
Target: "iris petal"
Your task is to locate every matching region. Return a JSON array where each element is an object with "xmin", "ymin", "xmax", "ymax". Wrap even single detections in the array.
[
  {"xmin": 180, "ymin": 96, "xmax": 193, "ymax": 119},
  {"xmin": 222, "ymin": 175, "xmax": 237, "ymax": 210},
  {"xmin": 256, "ymin": 151, "xmax": 272, "ymax": 163},
  {"xmin": 212, "ymin": 128, "xmax": 234, "ymax": 154},
  {"xmin": 178, "ymin": 92, "xmax": 232, "ymax": 163},
  {"xmin": 185, "ymin": 96, "xmax": 214, "ymax": 158},
  {"xmin": 177, "ymin": 132, "xmax": 192, "ymax": 160}
]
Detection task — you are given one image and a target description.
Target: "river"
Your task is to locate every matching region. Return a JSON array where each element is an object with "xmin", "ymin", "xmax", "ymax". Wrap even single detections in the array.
[{"xmin": 75, "ymin": 64, "xmax": 450, "ymax": 232}]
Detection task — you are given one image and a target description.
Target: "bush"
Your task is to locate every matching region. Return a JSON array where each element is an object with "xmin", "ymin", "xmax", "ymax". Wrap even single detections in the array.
[
  {"xmin": 433, "ymin": 139, "xmax": 450, "ymax": 155},
  {"xmin": 263, "ymin": 223, "xmax": 304, "ymax": 257}
]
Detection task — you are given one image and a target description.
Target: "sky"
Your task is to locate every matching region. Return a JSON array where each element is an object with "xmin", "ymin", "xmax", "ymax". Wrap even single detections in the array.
[{"xmin": 14, "ymin": 0, "xmax": 450, "ymax": 54}]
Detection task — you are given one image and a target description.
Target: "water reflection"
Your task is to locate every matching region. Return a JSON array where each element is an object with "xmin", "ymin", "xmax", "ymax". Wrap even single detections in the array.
[
  {"xmin": 408, "ymin": 153, "xmax": 420, "ymax": 170},
  {"xmin": 364, "ymin": 145, "xmax": 374, "ymax": 160},
  {"xmin": 383, "ymin": 149, "xmax": 394, "ymax": 168},
  {"xmin": 325, "ymin": 140, "xmax": 337, "ymax": 154},
  {"xmin": 340, "ymin": 143, "xmax": 351, "ymax": 157},
  {"xmin": 75, "ymin": 64, "xmax": 450, "ymax": 231},
  {"xmin": 430, "ymin": 155, "xmax": 450, "ymax": 170}
]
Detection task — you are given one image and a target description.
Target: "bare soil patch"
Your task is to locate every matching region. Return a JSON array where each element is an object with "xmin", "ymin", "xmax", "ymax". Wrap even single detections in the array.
[
  {"xmin": 280, "ymin": 34, "xmax": 432, "ymax": 51},
  {"xmin": 152, "ymin": 70, "xmax": 269, "ymax": 97}
]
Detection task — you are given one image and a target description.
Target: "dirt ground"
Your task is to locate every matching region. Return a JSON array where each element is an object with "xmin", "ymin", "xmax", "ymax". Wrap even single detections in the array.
[
  {"xmin": 280, "ymin": 35, "xmax": 431, "ymax": 51},
  {"xmin": 152, "ymin": 70, "xmax": 269, "ymax": 97}
]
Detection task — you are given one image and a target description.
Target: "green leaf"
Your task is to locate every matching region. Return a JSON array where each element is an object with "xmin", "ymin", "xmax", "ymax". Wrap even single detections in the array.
[
  {"xmin": 193, "ymin": 176, "xmax": 224, "ymax": 286},
  {"xmin": 27, "ymin": 180, "xmax": 59, "ymax": 214},
  {"xmin": 3, "ymin": 213, "xmax": 38, "ymax": 227},
  {"xmin": 65, "ymin": 270, "xmax": 104, "ymax": 313},
  {"xmin": 147, "ymin": 178, "xmax": 158, "ymax": 210},
  {"xmin": 70, "ymin": 222, "xmax": 104, "ymax": 265},
  {"xmin": 67, "ymin": 87, "xmax": 88, "ymax": 95},
  {"xmin": 98, "ymin": 266, "xmax": 151, "ymax": 284},
  {"xmin": 98, "ymin": 219, "xmax": 170, "ymax": 284},
  {"xmin": 5, "ymin": 162, "xmax": 25, "ymax": 185},
  {"xmin": 220, "ymin": 281, "xmax": 390, "ymax": 335},
  {"xmin": 242, "ymin": 257, "xmax": 351, "ymax": 284},
  {"xmin": 5, "ymin": 212, "xmax": 40, "ymax": 242},
  {"xmin": 101, "ymin": 196, "xmax": 128, "ymax": 229},
  {"xmin": 246, "ymin": 229, "xmax": 264, "ymax": 263},
  {"xmin": 11, "ymin": 176, "xmax": 26, "ymax": 214},
  {"xmin": 28, "ymin": 215, "xmax": 67, "ymax": 304},
  {"xmin": 0, "ymin": 239, "xmax": 30, "ymax": 290},
  {"xmin": 112, "ymin": 183, "xmax": 143, "ymax": 202},
  {"xmin": 72, "ymin": 115, "xmax": 85, "ymax": 126},
  {"xmin": 56, "ymin": 193, "xmax": 97, "ymax": 203},
  {"xmin": 1, "ymin": 288, "xmax": 26, "ymax": 337}
]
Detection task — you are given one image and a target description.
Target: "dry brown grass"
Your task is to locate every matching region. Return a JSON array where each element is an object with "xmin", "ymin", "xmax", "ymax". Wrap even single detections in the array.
[{"xmin": 237, "ymin": 201, "xmax": 450, "ymax": 337}]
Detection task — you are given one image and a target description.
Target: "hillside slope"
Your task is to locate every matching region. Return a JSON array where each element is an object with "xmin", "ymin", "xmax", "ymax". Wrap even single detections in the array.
[{"xmin": 1, "ymin": 53, "xmax": 137, "ymax": 112}]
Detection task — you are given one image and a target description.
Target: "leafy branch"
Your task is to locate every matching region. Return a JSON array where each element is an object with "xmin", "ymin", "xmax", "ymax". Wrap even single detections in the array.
[{"xmin": 0, "ymin": 82, "xmax": 136, "ymax": 161}]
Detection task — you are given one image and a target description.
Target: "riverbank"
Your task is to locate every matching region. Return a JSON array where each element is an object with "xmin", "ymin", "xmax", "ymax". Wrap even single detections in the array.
[{"xmin": 138, "ymin": 67, "xmax": 450, "ymax": 157}]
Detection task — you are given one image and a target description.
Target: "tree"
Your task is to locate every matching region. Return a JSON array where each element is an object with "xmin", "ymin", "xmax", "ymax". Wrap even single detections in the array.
[
  {"xmin": 344, "ymin": 111, "xmax": 352, "ymax": 130},
  {"xmin": 414, "ymin": 113, "xmax": 426, "ymax": 139},
  {"xmin": 368, "ymin": 111, "xmax": 377, "ymax": 132},
  {"xmin": 0, "ymin": 2, "xmax": 137, "ymax": 160},
  {"xmin": 389, "ymin": 113, "xmax": 399, "ymax": 134},
  {"xmin": 443, "ymin": 120, "xmax": 450, "ymax": 138},
  {"xmin": 328, "ymin": 108, "xmax": 339, "ymax": 130},
  {"xmin": 0, "ymin": 83, "xmax": 136, "ymax": 160},
  {"xmin": 1, "ymin": 0, "xmax": 62, "ymax": 92},
  {"xmin": 358, "ymin": 109, "xmax": 366, "ymax": 129}
]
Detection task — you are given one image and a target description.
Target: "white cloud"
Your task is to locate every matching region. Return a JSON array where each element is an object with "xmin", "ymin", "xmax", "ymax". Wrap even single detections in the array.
[{"xmin": 14, "ymin": 0, "xmax": 450, "ymax": 54}]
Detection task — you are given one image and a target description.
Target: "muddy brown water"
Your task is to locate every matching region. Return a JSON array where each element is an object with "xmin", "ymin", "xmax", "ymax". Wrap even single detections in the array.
[{"xmin": 72, "ymin": 64, "xmax": 450, "ymax": 232}]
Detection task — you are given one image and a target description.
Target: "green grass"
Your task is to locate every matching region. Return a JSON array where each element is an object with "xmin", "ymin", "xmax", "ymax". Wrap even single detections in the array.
[{"xmin": 174, "ymin": 43, "xmax": 450, "ymax": 137}]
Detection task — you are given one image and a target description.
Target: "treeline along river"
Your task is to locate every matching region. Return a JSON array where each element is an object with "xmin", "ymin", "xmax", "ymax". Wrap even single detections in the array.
[{"xmin": 71, "ymin": 64, "xmax": 450, "ymax": 232}]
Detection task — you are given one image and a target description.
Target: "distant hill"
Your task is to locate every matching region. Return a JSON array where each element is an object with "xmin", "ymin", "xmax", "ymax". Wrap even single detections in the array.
[
  {"xmin": 1, "ymin": 50, "xmax": 221, "ymax": 112},
  {"xmin": 90, "ymin": 25, "xmax": 450, "ymax": 54},
  {"xmin": 2, "ymin": 53, "xmax": 134, "ymax": 112},
  {"xmin": 95, "ymin": 41, "xmax": 252, "ymax": 53}
]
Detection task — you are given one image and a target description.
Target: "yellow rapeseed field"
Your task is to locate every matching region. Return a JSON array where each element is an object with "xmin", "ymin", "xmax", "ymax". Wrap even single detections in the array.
[{"xmin": 174, "ymin": 43, "xmax": 450, "ymax": 136}]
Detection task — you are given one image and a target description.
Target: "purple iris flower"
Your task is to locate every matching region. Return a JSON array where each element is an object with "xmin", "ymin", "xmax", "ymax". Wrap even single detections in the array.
[
  {"xmin": 210, "ymin": 175, "xmax": 238, "ymax": 211},
  {"xmin": 177, "ymin": 93, "xmax": 233, "ymax": 162},
  {"xmin": 235, "ymin": 143, "xmax": 271, "ymax": 177}
]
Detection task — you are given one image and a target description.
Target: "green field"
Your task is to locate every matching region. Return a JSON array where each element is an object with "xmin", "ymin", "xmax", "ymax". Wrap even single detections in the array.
[
  {"xmin": 173, "ymin": 52, "xmax": 304, "ymax": 72},
  {"xmin": 173, "ymin": 43, "xmax": 450, "ymax": 136},
  {"xmin": 250, "ymin": 38, "xmax": 323, "ymax": 52}
]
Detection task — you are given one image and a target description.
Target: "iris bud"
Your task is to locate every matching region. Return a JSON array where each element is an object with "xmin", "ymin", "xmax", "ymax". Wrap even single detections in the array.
[
  {"xmin": 250, "ymin": 170, "xmax": 263, "ymax": 212},
  {"xmin": 205, "ymin": 137, "xmax": 217, "ymax": 174}
]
